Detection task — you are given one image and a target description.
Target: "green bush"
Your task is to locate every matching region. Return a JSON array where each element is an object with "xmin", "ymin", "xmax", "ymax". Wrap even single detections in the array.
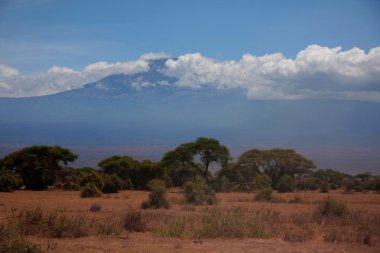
[
  {"xmin": 0, "ymin": 173, "xmax": 21, "ymax": 192},
  {"xmin": 80, "ymin": 183, "xmax": 102, "ymax": 198},
  {"xmin": 252, "ymin": 174, "xmax": 272, "ymax": 191},
  {"xmin": 295, "ymin": 177, "xmax": 318, "ymax": 191},
  {"xmin": 316, "ymin": 197, "xmax": 349, "ymax": 218},
  {"xmin": 102, "ymin": 174, "xmax": 123, "ymax": 193},
  {"xmin": 141, "ymin": 179, "xmax": 170, "ymax": 209},
  {"xmin": 254, "ymin": 188, "xmax": 273, "ymax": 201},
  {"xmin": 183, "ymin": 179, "xmax": 217, "ymax": 205},
  {"xmin": 79, "ymin": 171, "xmax": 104, "ymax": 190},
  {"xmin": 319, "ymin": 181, "xmax": 330, "ymax": 193},
  {"xmin": 277, "ymin": 175, "xmax": 293, "ymax": 192}
]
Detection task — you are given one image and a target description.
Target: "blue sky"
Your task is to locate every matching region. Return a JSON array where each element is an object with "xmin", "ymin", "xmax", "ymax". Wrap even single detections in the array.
[
  {"xmin": 0, "ymin": 0, "xmax": 379, "ymax": 73},
  {"xmin": 0, "ymin": 0, "xmax": 380, "ymax": 100}
]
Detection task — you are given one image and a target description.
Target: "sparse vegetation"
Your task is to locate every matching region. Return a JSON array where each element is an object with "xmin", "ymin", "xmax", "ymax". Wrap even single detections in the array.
[
  {"xmin": 315, "ymin": 197, "xmax": 349, "ymax": 218},
  {"xmin": 123, "ymin": 207, "xmax": 146, "ymax": 232},
  {"xmin": 288, "ymin": 194, "xmax": 304, "ymax": 204},
  {"xmin": 1, "ymin": 142, "xmax": 380, "ymax": 252},
  {"xmin": 0, "ymin": 224, "xmax": 42, "ymax": 253}
]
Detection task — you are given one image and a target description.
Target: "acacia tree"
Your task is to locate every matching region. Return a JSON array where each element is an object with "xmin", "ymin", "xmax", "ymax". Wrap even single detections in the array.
[
  {"xmin": 161, "ymin": 137, "xmax": 231, "ymax": 184},
  {"xmin": 0, "ymin": 145, "xmax": 78, "ymax": 190},
  {"xmin": 235, "ymin": 148, "xmax": 316, "ymax": 187}
]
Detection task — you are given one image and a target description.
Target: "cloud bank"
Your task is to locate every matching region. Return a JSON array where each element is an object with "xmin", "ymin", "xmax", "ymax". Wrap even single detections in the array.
[
  {"xmin": 165, "ymin": 45, "xmax": 380, "ymax": 101},
  {"xmin": 0, "ymin": 46, "xmax": 379, "ymax": 101}
]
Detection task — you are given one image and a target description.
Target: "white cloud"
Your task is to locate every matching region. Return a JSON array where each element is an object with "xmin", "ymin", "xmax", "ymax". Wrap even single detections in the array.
[
  {"xmin": 1, "ymin": 46, "xmax": 380, "ymax": 101},
  {"xmin": 83, "ymin": 59, "xmax": 149, "ymax": 80},
  {"xmin": 139, "ymin": 52, "xmax": 172, "ymax": 61},
  {"xmin": 0, "ymin": 64, "xmax": 20, "ymax": 78},
  {"xmin": 164, "ymin": 45, "xmax": 380, "ymax": 101},
  {"xmin": 0, "ymin": 66, "xmax": 86, "ymax": 97}
]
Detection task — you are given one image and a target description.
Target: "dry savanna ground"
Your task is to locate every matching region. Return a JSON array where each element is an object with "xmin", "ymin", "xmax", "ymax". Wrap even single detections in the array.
[{"xmin": 1, "ymin": 190, "xmax": 380, "ymax": 253}]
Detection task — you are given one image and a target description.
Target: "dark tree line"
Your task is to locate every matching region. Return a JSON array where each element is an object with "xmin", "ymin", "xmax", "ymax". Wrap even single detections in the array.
[{"xmin": 1, "ymin": 138, "xmax": 379, "ymax": 194}]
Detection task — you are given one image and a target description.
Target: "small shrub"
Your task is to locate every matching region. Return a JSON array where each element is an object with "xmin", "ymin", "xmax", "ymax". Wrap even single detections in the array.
[
  {"xmin": 123, "ymin": 208, "xmax": 146, "ymax": 232},
  {"xmin": 89, "ymin": 203, "xmax": 102, "ymax": 212},
  {"xmin": 17, "ymin": 207, "xmax": 44, "ymax": 235},
  {"xmin": 252, "ymin": 174, "xmax": 272, "ymax": 191},
  {"xmin": 80, "ymin": 183, "xmax": 102, "ymax": 198},
  {"xmin": 319, "ymin": 181, "xmax": 330, "ymax": 193},
  {"xmin": 102, "ymin": 174, "xmax": 123, "ymax": 193},
  {"xmin": 183, "ymin": 180, "xmax": 217, "ymax": 205},
  {"xmin": 79, "ymin": 171, "xmax": 104, "ymax": 190},
  {"xmin": 315, "ymin": 197, "xmax": 349, "ymax": 218},
  {"xmin": 254, "ymin": 188, "xmax": 273, "ymax": 201},
  {"xmin": 277, "ymin": 175, "xmax": 293, "ymax": 192},
  {"xmin": 141, "ymin": 179, "xmax": 170, "ymax": 209},
  {"xmin": 0, "ymin": 224, "xmax": 42, "ymax": 253}
]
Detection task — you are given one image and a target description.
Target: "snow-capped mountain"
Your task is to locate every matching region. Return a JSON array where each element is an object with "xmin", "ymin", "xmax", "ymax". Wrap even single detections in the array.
[{"xmin": 0, "ymin": 58, "xmax": 379, "ymax": 172}]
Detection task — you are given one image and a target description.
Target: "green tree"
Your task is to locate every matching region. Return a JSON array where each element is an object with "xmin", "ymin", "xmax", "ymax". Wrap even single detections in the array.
[
  {"xmin": 99, "ymin": 156, "xmax": 164, "ymax": 189},
  {"xmin": 98, "ymin": 155, "xmax": 140, "ymax": 181},
  {"xmin": 235, "ymin": 149, "xmax": 316, "ymax": 187},
  {"xmin": 162, "ymin": 137, "xmax": 231, "ymax": 184},
  {"xmin": 0, "ymin": 146, "xmax": 78, "ymax": 190},
  {"xmin": 312, "ymin": 169, "xmax": 350, "ymax": 188}
]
